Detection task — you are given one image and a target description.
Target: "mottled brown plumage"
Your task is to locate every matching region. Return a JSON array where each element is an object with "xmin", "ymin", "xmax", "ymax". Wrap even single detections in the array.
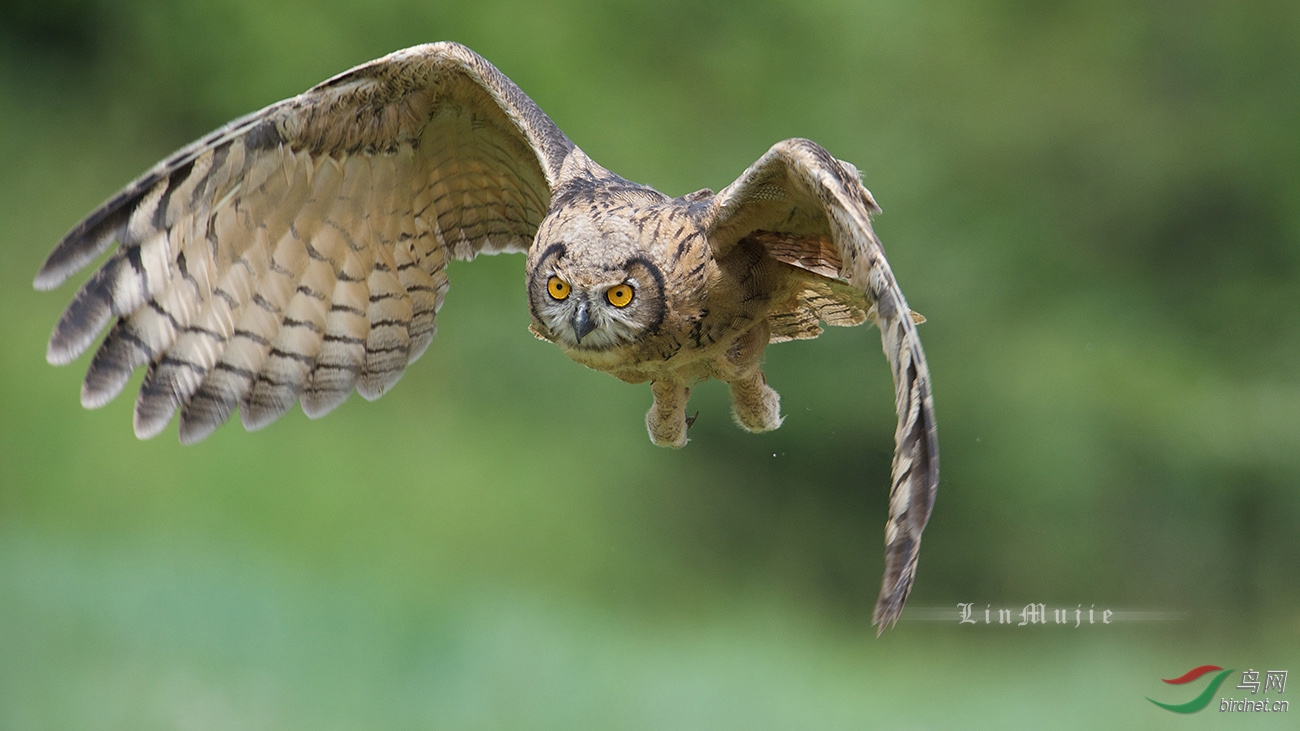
[{"xmin": 34, "ymin": 42, "xmax": 938, "ymax": 631}]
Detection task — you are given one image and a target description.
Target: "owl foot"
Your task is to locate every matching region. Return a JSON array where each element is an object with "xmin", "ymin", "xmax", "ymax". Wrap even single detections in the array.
[
  {"xmin": 730, "ymin": 372, "xmax": 783, "ymax": 433},
  {"xmin": 647, "ymin": 380, "xmax": 691, "ymax": 448}
]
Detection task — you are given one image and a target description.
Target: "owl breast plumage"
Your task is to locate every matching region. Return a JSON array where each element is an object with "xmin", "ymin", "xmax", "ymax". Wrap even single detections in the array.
[{"xmin": 34, "ymin": 42, "xmax": 937, "ymax": 632}]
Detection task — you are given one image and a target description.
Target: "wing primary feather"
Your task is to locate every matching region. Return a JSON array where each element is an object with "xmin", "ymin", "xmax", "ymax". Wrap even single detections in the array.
[
  {"xmin": 34, "ymin": 106, "xmax": 285, "ymax": 292},
  {"xmin": 46, "ymin": 254, "xmax": 124, "ymax": 365},
  {"xmin": 81, "ymin": 318, "xmax": 149, "ymax": 408},
  {"xmin": 869, "ymin": 282, "xmax": 939, "ymax": 634}
]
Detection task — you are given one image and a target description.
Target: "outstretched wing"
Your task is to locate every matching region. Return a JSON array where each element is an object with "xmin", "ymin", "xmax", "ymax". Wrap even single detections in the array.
[
  {"xmin": 706, "ymin": 138, "xmax": 938, "ymax": 632},
  {"xmin": 35, "ymin": 42, "xmax": 574, "ymax": 443}
]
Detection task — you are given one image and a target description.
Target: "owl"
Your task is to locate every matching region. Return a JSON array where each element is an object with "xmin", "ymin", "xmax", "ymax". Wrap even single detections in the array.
[{"xmin": 34, "ymin": 43, "xmax": 938, "ymax": 631}]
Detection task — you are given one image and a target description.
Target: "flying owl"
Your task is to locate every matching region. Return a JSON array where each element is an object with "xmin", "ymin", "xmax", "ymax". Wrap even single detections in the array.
[{"xmin": 34, "ymin": 43, "xmax": 938, "ymax": 631}]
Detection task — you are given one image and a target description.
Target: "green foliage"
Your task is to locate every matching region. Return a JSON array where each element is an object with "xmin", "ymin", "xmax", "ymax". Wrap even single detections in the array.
[{"xmin": 2, "ymin": 1, "xmax": 1298, "ymax": 727}]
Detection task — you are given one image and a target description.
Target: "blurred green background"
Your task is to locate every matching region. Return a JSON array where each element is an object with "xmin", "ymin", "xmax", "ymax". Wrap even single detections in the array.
[{"xmin": 2, "ymin": 0, "xmax": 1298, "ymax": 728}]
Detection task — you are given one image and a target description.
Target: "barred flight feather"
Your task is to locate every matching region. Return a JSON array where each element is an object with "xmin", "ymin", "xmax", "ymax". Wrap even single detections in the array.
[{"xmin": 37, "ymin": 42, "xmax": 568, "ymax": 441}]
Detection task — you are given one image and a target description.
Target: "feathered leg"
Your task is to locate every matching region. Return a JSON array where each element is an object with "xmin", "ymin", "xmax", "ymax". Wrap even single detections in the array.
[{"xmin": 646, "ymin": 379, "xmax": 690, "ymax": 448}]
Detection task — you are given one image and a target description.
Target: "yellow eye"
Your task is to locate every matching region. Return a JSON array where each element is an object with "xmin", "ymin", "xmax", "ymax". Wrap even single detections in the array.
[
  {"xmin": 547, "ymin": 276, "xmax": 570, "ymax": 300},
  {"xmin": 606, "ymin": 284, "xmax": 634, "ymax": 308}
]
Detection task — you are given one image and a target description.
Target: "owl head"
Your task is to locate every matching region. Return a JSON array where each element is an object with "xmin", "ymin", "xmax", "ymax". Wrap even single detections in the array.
[{"xmin": 526, "ymin": 202, "xmax": 668, "ymax": 351}]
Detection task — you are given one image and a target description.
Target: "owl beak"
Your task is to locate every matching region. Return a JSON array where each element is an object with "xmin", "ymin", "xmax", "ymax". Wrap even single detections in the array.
[{"xmin": 571, "ymin": 300, "xmax": 596, "ymax": 342}]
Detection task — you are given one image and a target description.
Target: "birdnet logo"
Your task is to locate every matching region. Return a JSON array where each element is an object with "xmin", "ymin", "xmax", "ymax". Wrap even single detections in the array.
[
  {"xmin": 1147, "ymin": 665, "xmax": 1234, "ymax": 713},
  {"xmin": 1148, "ymin": 665, "xmax": 1290, "ymax": 714}
]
